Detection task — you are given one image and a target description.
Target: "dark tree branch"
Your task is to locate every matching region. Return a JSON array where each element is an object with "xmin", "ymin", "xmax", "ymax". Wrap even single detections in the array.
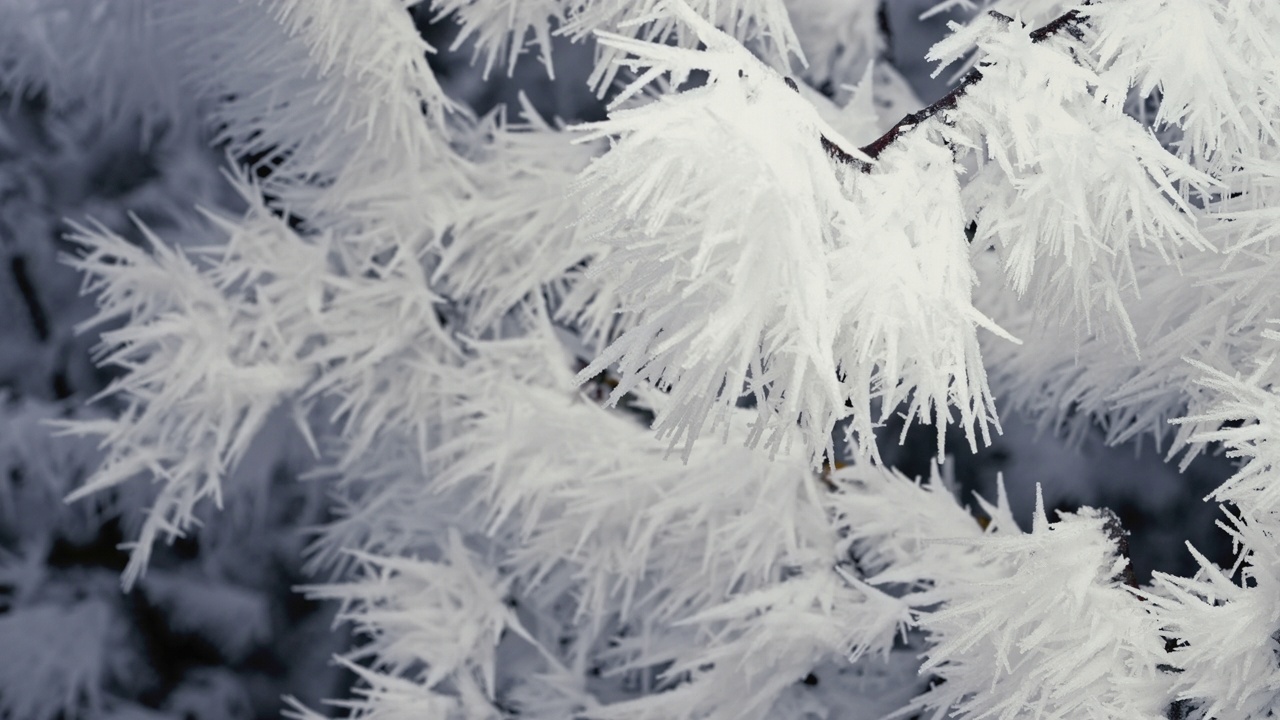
[
  {"xmin": 1026, "ymin": 8, "xmax": 1087, "ymax": 43},
  {"xmin": 856, "ymin": 69, "xmax": 985, "ymax": 164},
  {"xmin": 9, "ymin": 255, "xmax": 49, "ymax": 342},
  {"xmin": 807, "ymin": 8, "xmax": 1089, "ymax": 171}
]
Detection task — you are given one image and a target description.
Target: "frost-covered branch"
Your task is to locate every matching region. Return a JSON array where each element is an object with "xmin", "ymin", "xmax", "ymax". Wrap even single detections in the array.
[
  {"xmin": 567, "ymin": 1, "xmax": 1006, "ymax": 466},
  {"xmin": 850, "ymin": 8, "xmax": 1086, "ymax": 166}
]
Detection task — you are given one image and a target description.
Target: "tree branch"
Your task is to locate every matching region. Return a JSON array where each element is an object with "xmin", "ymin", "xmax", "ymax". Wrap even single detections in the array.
[{"xmin": 813, "ymin": 8, "xmax": 1088, "ymax": 171}]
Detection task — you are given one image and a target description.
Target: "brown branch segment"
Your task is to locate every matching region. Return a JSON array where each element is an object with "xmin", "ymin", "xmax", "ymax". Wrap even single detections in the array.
[
  {"xmin": 1028, "ymin": 8, "xmax": 1087, "ymax": 43},
  {"xmin": 858, "ymin": 69, "xmax": 985, "ymax": 163}
]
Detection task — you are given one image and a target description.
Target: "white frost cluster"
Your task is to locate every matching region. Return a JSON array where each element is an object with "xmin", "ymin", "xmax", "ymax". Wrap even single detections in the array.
[
  {"xmin": 572, "ymin": 6, "xmax": 1002, "ymax": 464},
  {"xmin": 934, "ymin": 11, "xmax": 1212, "ymax": 343},
  {"xmin": 910, "ymin": 504, "xmax": 1170, "ymax": 720},
  {"xmin": 297, "ymin": 333, "xmax": 917, "ymax": 719}
]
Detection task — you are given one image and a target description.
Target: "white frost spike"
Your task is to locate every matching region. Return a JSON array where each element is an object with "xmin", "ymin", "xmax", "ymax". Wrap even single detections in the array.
[
  {"xmin": 563, "ymin": 0, "xmax": 805, "ymax": 93},
  {"xmin": 1031, "ymin": 482, "xmax": 1047, "ymax": 534},
  {"xmin": 427, "ymin": 0, "xmax": 564, "ymax": 79},
  {"xmin": 973, "ymin": 473, "xmax": 1021, "ymax": 535}
]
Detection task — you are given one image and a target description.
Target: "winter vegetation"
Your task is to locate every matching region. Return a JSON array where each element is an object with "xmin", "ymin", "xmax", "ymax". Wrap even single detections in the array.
[{"xmin": 1, "ymin": 0, "xmax": 1279, "ymax": 718}]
